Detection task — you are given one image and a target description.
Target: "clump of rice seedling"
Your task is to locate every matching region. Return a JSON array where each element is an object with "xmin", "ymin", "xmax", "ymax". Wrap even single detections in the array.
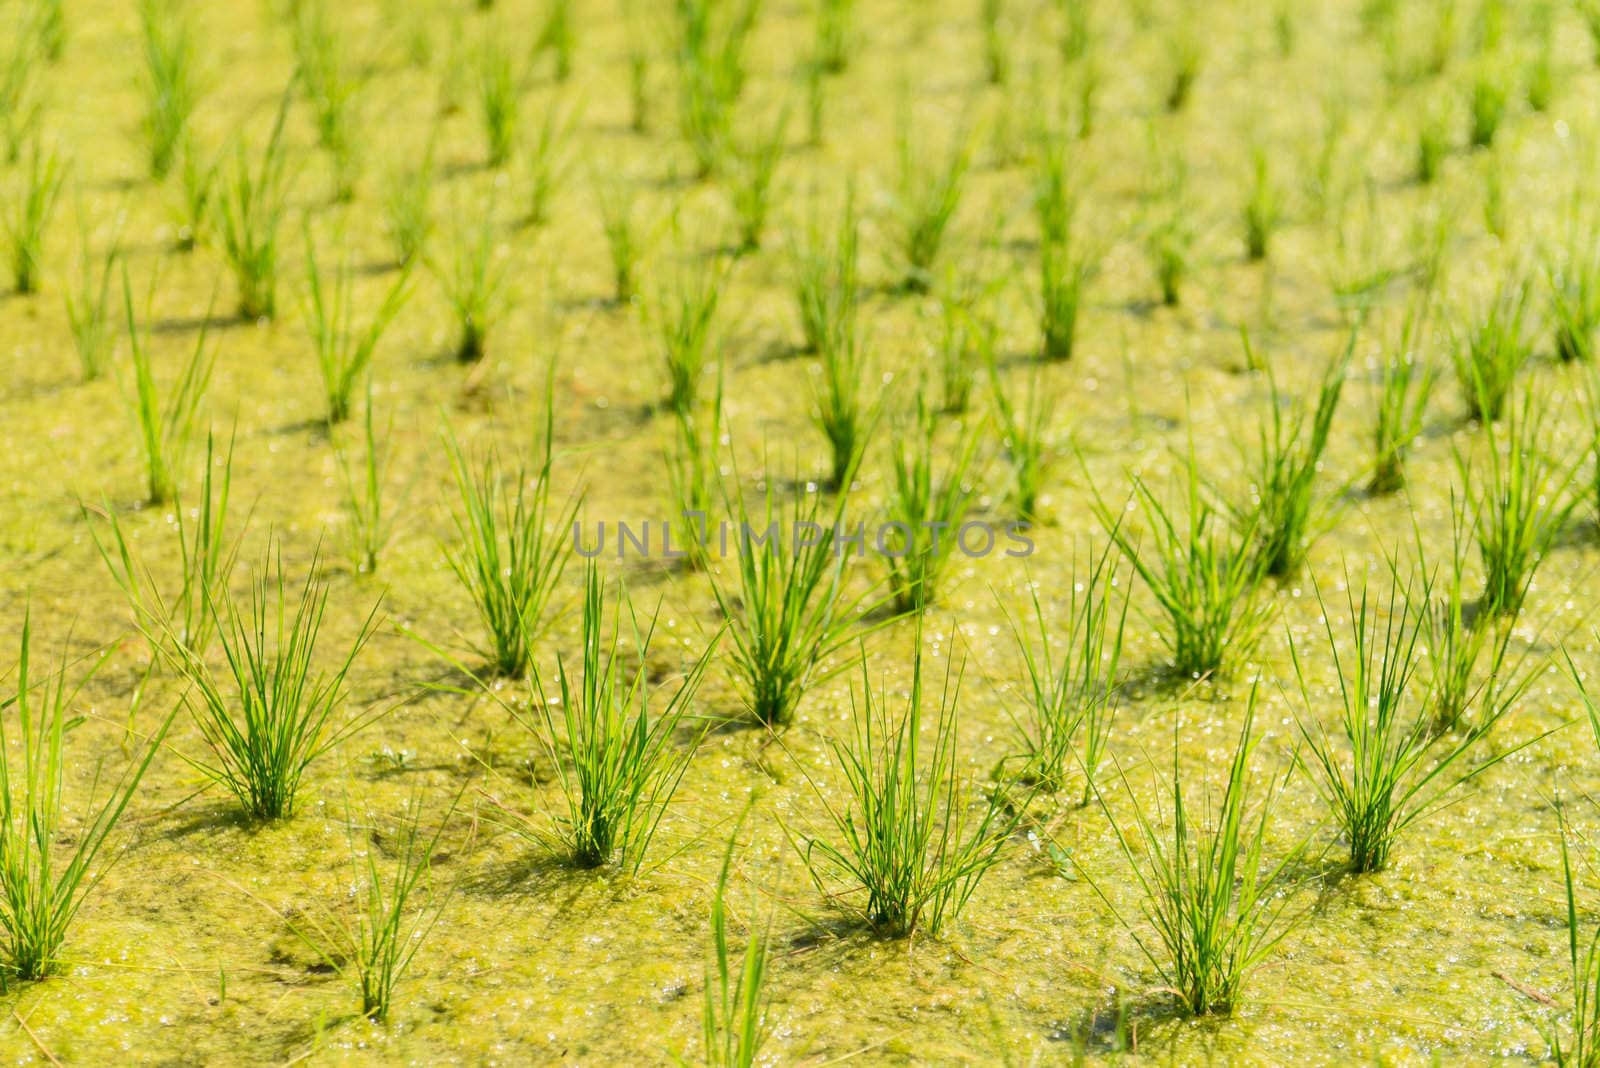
[
  {"xmin": 382, "ymin": 151, "xmax": 434, "ymax": 267},
  {"xmin": 1163, "ymin": 21, "xmax": 1202, "ymax": 112},
  {"xmin": 881, "ymin": 397, "xmax": 980, "ymax": 612},
  {"xmin": 1058, "ymin": 0, "xmax": 1091, "ymax": 61},
  {"xmin": 1549, "ymin": 799, "xmax": 1600, "ymax": 1067},
  {"xmin": 137, "ymin": 0, "xmax": 199, "ymax": 180},
  {"xmin": 1582, "ymin": 0, "xmax": 1600, "ymax": 65},
  {"xmin": 894, "ymin": 111, "xmax": 971, "ymax": 292},
  {"xmin": 1001, "ymin": 544, "xmax": 1127, "ymax": 804},
  {"xmin": 32, "ymin": 0, "xmax": 64, "ymax": 62},
  {"xmin": 1092, "ymin": 438, "xmax": 1268, "ymax": 678},
  {"xmin": 1370, "ymin": 307, "xmax": 1436, "ymax": 495},
  {"xmin": 1548, "ymin": 224, "xmax": 1600, "ymax": 364},
  {"xmin": 291, "ymin": 0, "xmax": 362, "ymax": 199},
  {"xmin": 811, "ymin": 308, "xmax": 875, "ymax": 490},
  {"xmin": 814, "ymin": 0, "xmax": 854, "ymax": 73},
  {"xmin": 1451, "ymin": 273, "xmax": 1530, "ymax": 422},
  {"xmin": 123, "ymin": 274, "xmax": 215, "ymax": 504},
  {"xmin": 1088, "ymin": 687, "xmax": 1303, "ymax": 1016},
  {"xmin": 791, "ymin": 187, "xmax": 858, "ymax": 356},
  {"xmin": 1459, "ymin": 390, "xmax": 1580, "ymax": 619},
  {"xmin": 934, "ymin": 271, "xmax": 997, "ymax": 415},
  {"xmin": 0, "ymin": 12, "xmax": 45, "ymax": 164},
  {"xmin": 1416, "ymin": 99, "xmax": 1450, "ymax": 184},
  {"xmin": 665, "ymin": 370, "xmax": 723, "ymax": 571},
  {"xmin": 513, "ymin": 561, "xmax": 713, "ymax": 872},
  {"xmin": 595, "ymin": 172, "xmax": 641, "ymax": 304},
  {"xmin": 477, "ymin": 34, "xmax": 520, "ymax": 167},
  {"xmin": 161, "ymin": 542, "xmax": 382, "ymax": 822},
  {"xmin": 1035, "ymin": 142, "xmax": 1095, "ymax": 360},
  {"xmin": 1147, "ymin": 209, "xmax": 1194, "ymax": 308},
  {"xmin": 215, "ymin": 91, "xmax": 292, "ymax": 319},
  {"xmin": 444, "ymin": 384, "xmax": 576, "ymax": 678},
  {"xmin": 333, "ymin": 387, "xmax": 397, "ymax": 575},
  {"xmin": 981, "ymin": 0, "xmax": 1008, "ymax": 85},
  {"xmin": 653, "ymin": 257, "xmax": 725, "ymax": 418},
  {"xmin": 173, "ymin": 138, "xmax": 216, "ymax": 252},
  {"xmin": 523, "ymin": 100, "xmax": 574, "ymax": 228},
  {"xmin": 625, "ymin": 7, "xmax": 650, "ymax": 134},
  {"xmin": 89, "ymin": 432, "xmax": 240, "ymax": 661},
  {"xmin": 710, "ymin": 476, "xmax": 863, "ymax": 727},
  {"xmin": 1243, "ymin": 147, "xmax": 1279, "ymax": 261},
  {"xmin": 796, "ymin": 635, "xmax": 1018, "ymax": 938},
  {"xmin": 5, "ymin": 139, "xmax": 64, "ymax": 295},
  {"xmin": 1242, "ymin": 336, "xmax": 1350, "ymax": 578},
  {"xmin": 0, "ymin": 613, "xmax": 175, "ymax": 982},
  {"xmin": 64, "ymin": 218, "xmax": 119, "ymax": 381},
  {"xmin": 1469, "ymin": 65, "xmax": 1508, "ymax": 148},
  {"xmin": 1526, "ymin": 4, "xmax": 1555, "ymax": 112},
  {"xmin": 301, "ymin": 225, "xmax": 411, "ymax": 424},
  {"xmin": 534, "ymin": 0, "xmax": 575, "ymax": 82},
  {"xmin": 801, "ymin": 55, "xmax": 826, "ymax": 148},
  {"xmin": 430, "ymin": 203, "xmax": 505, "ymax": 362},
  {"xmin": 276, "ymin": 796, "xmax": 455, "ymax": 1023},
  {"xmin": 700, "ymin": 827, "xmax": 774, "ymax": 1068},
  {"xmin": 727, "ymin": 106, "xmax": 789, "ymax": 253},
  {"xmin": 674, "ymin": 0, "xmax": 761, "ymax": 177},
  {"xmin": 990, "ymin": 366, "xmax": 1053, "ymax": 521},
  {"xmin": 1291, "ymin": 573, "xmax": 1529, "ymax": 874}
]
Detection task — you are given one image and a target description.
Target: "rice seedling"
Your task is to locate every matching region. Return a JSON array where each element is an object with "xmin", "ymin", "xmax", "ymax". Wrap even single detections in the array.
[
  {"xmin": 594, "ymin": 173, "xmax": 641, "ymax": 304},
  {"xmin": 1583, "ymin": 0, "xmax": 1600, "ymax": 65},
  {"xmin": 1091, "ymin": 437, "xmax": 1269, "ymax": 678},
  {"xmin": 333, "ymin": 386, "xmax": 397, "ymax": 576},
  {"xmin": 161, "ymin": 542, "xmax": 383, "ymax": 822},
  {"xmin": 0, "ymin": 612, "xmax": 175, "ymax": 982},
  {"xmin": 443, "ymin": 384, "xmax": 576, "ymax": 678},
  {"xmin": 1035, "ymin": 138, "xmax": 1093, "ymax": 360},
  {"xmin": 814, "ymin": 0, "xmax": 854, "ymax": 74},
  {"xmin": 625, "ymin": 7, "xmax": 650, "ymax": 134},
  {"xmin": 674, "ymin": 0, "xmax": 761, "ymax": 178},
  {"xmin": 173, "ymin": 138, "xmax": 216, "ymax": 252},
  {"xmin": 124, "ymin": 274, "xmax": 215, "ymax": 505},
  {"xmin": 710, "ymin": 475, "xmax": 864, "ymax": 728},
  {"xmin": 981, "ymin": 0, "xmax": 1008, "ymax": 85},
  {"xmin": 523, "ymin": 100, "xmax": 574, "ymax": 228},
  {"xmin": 1088, "ymin": 687, "xmax": 1303, "ymax": 1016},
  {"xmin": 1459, "ymin": 389, "xmax": 1581, "ymax": 620},
  {"xmin": 1147, "ymin": 209, "xmax": 1194, "ymax": 308},
  {"xmin": 1416, "ymin": 100, "xmax": 1450, "ymax": 184},
  {"xmin": 137, "ymin": 0, "xmax": 199, "ymax": 180},
  {"xmin": 301, "ymin": 225, "xmax": 411, "ymax": 425},
  {"xmin": 1242, "ymin": 336, "xmax": 1350, "ymax": 578},
  {"xmin": 430, "ymin": 203, "xmax": 505, "ymax": 362},
  {"xmin": 1291, "ymin": 573, "xmax": 1532, "ymax": 874},
  {"xmin": 64, "ymin": 219, "xmax": 119, "ymax": 382},
  {"xmin": 791, "ymin": 187, "xmax": 858, "ymax": 357},
  {"xmin": 215, "ymin": 91, "xmax": 292, "ymax": 320},
  {"xmin": 665, "ymin": 368, "xmax": 723, "ymax": 571},
  {"xmin": 881, "ymin": 396, "xmax": 980, "ymax": 612},
  {"xmin": 989, "ymin": 366, "xmax": 1053, "ymax": 521},
  {"xmin": 291, "ymin": 0, "xmax": 362, "ymax": 199},
  {"xmin": 1370, "ymin": 307, "xmax": 1436, "ymax": 495},
  {"xmin": 1058, "ymin": 0, "xmax": 1091, "ymax": 61},
  {"xmin": 811, "ymin": 306, "xmax": 875, "ymax": 491},
  {"xmin": 894, "ymin": 112, "xmax": 970, "ymax": 293},
  {"xmin": 275, "ymin": 795, "xmax": 456, "ymax": 1023},
  {"xmin": 382, "ymin": 151, "xmax": 434, "ymax": 267},
  {"xmin": 801, "ymin": 55, "xmax": 826, "ymax": 148},
  {"xmin": 1482, "ymin": 150, "xmax": 1508, "ymax": 241},
  {"xmin": 727, "ymin": 106, "xmax": 789, "ymax": 253},
  {"xmin": 1549, "ymin": 800, "xmax": 1600, "ymax": 1067},
  {"xmin": 0, "ymin": 12, "xmax": 44, "ymax": 164},
  {"xmin": 32, "ymin": 0, "xmax": 64, "ymax": 62},
  {"xmin": 1163, "ymin": 21, "xmax": 1202, "ymax": 112},
  {"xmin": 1243, "ymin": 147, "xmax": 1279, "ymax": 262},
  {"xmin": 653, "ymin": 257, "xmax": 725, "ymax": 418},
  {"xmin": 795, "ymin": 635, "xmax": 1018, "ymax": 938},
  {"xmin": 1451, "ymin": 273, "xmax": 1530, "ymax": 422},
  {"xmin": 934, "ymin": 273, "xmax": 997, "ymax": 415},
  {"xmin": 1000, "ymin": 543, "xmax": 1128, "ymax": 805},
  {"xmin": 1526, "ymin": 2, "xmax": 1555, "ymax": 112},
  {"xmin": 1548, "ymin": 224, "xmax": 1600, "ymax": 364},
  {"xmin": 516, "ymin": 561, "xmax": 713, "ymax": 872},
  {"xmin": 700, "ymin": 826, "xmax": 774, "ymax": 1068},
  {"xmin": 534, "ymin": 0, "xmax": 575, "ymax": 82},
  {"xmin": 5, "ymin": 139, "xmax": 64, "ymax": 295},
  {"xmin": 478, "ymin": 34, "xmax": 520, "ymax": 167},
  {"xmin": 1469, "ymin": 65, "xmax": 1508, "ymax": 148},
  {"xmin": 89, "ymin": 432, "xmax": 240, "ymax": 661}
]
